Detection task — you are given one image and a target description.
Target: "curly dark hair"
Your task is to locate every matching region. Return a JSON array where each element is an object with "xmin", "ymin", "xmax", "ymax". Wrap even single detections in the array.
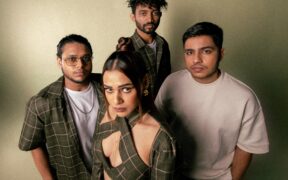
[{"xmin": 127, "ymin": 0, "xmax": 168, "ymax": 13}]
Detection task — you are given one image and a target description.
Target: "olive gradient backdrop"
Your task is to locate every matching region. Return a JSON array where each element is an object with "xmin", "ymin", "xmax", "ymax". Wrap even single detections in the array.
[{"xmin": 0, "ymin": 0, "xmax": 287, "ymax": 179}]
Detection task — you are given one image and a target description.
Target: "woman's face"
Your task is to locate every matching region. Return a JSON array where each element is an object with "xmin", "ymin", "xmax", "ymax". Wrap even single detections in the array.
[{"xmin": 103, "ymin": 69, "xmax": 139, "ymax": 117}]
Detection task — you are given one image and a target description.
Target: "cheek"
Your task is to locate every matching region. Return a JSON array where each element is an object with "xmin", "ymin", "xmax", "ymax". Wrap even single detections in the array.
[
  {"xmin": 105, "ymin": 93, "xmax": 113, "ymax": 105},
  {"xmin": 153, "ymin": 16, "xmax": 160, "ymax": 22},
  {"xmin": 84, "ymin": 63, "xmax": 92, "ymax": 70},
  {"xmin": 61, "ymin": 65, "xmax": 71, "ymax": 73},
  {"xmin": 207, "ymin": 58, "xmax": 218, "ymax": 68},
  {"xmin": 127, "ymin": 93, "xmax": 138, "ymax": 109},
  {"xmin": 184, "ymin": 57, "xmax": 192, "ymax": 66}
]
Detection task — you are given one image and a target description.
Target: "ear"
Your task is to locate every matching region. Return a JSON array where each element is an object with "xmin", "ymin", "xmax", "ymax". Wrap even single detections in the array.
[
  {"xmin": 57, "ymin": 57, "xmax": 62, "ymax": 68},
  {"xmin": 130, "ymin": 13, "xmax": 136, "ymax": 22},
  {"xmin": 220, "ymin": 48, "xmax": 224, "ymax": 60}
]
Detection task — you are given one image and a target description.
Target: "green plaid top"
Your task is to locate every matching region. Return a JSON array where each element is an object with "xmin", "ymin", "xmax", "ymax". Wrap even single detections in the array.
[
  {"xmin": 18, "ymin": 74, "xmax": 106, "ymax": 180},
  {"xmin": 131, "ymin": 31, "xmax": 171, "ymax": 99},
  {"xmin": 92, "ymin": 110, "xmax": 176, "ymax": 179}
]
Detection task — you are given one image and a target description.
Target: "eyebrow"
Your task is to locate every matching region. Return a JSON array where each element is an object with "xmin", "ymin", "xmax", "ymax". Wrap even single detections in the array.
[
  {"xmin": 66, "ymin": 53, "xmax": 91, "ymax": 57},
  {"xmin": 185, "ymin": 46, "xmax": 216, "ymax": 51},
  {"xmin": 103, "ymin": 83, "xmax": 134, "ymax": 88}
]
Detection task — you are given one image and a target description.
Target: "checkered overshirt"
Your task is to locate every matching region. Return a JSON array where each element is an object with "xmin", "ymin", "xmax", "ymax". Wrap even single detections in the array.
[
  {"xmin": 131, "ymin": 31, "xmax": 171, "ymax": 98},
  {"xmin": 92, "ymin": 110, "xmax": 176, "ymax": 179},
  {"xmin": 18, "ymin": 74, "xmax": 105, "ymax": 180}
]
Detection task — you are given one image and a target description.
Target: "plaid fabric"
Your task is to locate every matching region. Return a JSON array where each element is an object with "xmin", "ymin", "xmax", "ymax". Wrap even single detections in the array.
[
  {"xmin": 92, "ymin": 110, "xmax": 176, "ymax": 179},
  {"xmin": 131, "ymin": 31, "xmax": 171, "ymax": 99},
  {"xmin": 18, "ymin": 74, "xmax": 106, "ymax": 180}
]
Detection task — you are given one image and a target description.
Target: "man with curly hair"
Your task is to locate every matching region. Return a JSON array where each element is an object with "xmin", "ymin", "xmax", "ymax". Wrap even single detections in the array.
[{"xmin": 117, "ymin": 0, "xmax": 171, "ymax": 99}]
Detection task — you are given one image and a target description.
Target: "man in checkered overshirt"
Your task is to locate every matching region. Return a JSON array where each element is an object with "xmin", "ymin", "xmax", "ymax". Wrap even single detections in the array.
[
  {"xmin": 18, "ymin": 34, "xmax": 105, "ymax": 180},
  {"xmin": 116, "ymin": 0, "xmax": 171, "ymax": 99}
]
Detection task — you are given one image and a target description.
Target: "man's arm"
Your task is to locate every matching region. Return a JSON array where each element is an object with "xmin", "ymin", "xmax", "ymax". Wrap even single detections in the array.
[
  {"xmin": 31, "ymin": 147, "xmax": 54, "ymax": 180},
  {"xmin": 231, "ymin": 146, "xmax": 253, "ymax": 180}
]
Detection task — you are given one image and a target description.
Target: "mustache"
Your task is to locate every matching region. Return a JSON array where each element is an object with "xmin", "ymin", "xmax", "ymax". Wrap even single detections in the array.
[{"xmin": 144, "ymin": 22, "xmax": 156, "ymax": 27}]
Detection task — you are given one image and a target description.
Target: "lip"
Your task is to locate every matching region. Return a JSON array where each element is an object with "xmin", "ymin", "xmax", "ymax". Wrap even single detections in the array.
[
  {"xmin": 74, "ymin": 71, "xmax": 85, "ymax": 76},
  {"xmin": 144, "ymin": 24, "xmax": 154, "ymax": 28},
  {"xmin": 191, "ymin": 65, "xmax": 206, "ymax": 73},
  {"xmin": 113, "ymin": 107, "xmax": 126, "ymax": 112}
]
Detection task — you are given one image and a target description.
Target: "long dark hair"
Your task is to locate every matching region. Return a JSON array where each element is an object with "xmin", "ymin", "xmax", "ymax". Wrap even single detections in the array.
[{"xmin": 102, "ymin": 51, "xmax": 155, "ymax": 116}]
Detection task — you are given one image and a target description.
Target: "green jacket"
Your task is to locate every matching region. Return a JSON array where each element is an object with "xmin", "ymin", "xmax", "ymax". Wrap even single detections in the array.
[{"xmin": 19, "ymin": 74, "xmax": 106, "ymax": 180}]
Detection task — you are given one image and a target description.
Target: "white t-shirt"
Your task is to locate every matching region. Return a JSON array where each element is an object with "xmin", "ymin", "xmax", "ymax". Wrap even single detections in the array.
[
  {"xmin": 147, "ymin": 40, "xmax": 157, "ymax": 55},
  {"xmin": 65, "ymin": 83, "xmax": 99, "ymax": 171},
  {"xmin": 155, "ymin": 69, "xmax": 269, "ymax": 179}
]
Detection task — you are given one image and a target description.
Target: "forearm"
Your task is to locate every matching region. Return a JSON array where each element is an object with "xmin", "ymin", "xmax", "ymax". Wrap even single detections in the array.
[
  {"xmin": 31, "ymin": 147, "xmax": 54, "ymax": 180},
  {"xmin": 231, "ymin": 146, "xmax": 253, "ymax": 180}
]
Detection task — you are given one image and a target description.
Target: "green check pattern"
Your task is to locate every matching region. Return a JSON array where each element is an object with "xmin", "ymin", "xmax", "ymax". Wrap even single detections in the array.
[
  {"xmin": 131, "ymin": 31, "xmax": 171, "ymax": 99},
  {"xmin": 18, "ymin": 74, "xmax": 106, "ymax": 180},
  {"xmin": 92, "ymin": 110, "xmax": 176, "ymax": 179}
]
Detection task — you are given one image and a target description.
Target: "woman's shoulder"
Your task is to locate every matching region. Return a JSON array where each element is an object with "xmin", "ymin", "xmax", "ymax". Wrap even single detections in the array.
[{"xmin": 147, "ymin": 111, "xmax": 176, "ymax": 150}]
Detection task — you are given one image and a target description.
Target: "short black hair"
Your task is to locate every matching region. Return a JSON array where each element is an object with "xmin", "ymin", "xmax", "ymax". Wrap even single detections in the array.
[
  {"xmin": 182, "ymin": 22, "xmax": 223, "ymax": 50},
  {"xmin": 56, "ymin": 34, "xmax": 93, "ymax": 58},
  {"xmin": 127, "ymin": 0, "xmax": 168, "ymax": 13}
]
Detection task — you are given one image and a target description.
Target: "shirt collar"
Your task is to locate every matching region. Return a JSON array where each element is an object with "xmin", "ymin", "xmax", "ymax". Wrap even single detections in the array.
[{"xmin": 131, "ymin": 30, "xmax": 164, "ymax": 50}]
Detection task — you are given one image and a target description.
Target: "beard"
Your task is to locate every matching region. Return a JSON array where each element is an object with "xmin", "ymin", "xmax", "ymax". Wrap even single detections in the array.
[
  {"xmin": 136, "ymin": 21, "xmax": 159, "ymax": 34},
  {"xmin": 61, "ymin": 68, "xmax": 91, "ymax": 84}
]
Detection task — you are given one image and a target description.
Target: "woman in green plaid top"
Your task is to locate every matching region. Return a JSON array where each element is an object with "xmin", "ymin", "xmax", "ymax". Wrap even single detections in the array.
[{"xmin": 91, "ymin": 51, "xmax": 176, "ymax": 179}]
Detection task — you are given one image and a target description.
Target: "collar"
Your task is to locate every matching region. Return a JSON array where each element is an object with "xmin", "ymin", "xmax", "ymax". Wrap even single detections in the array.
[
  {"xmin": 125, "ymin": 109, "xmax": 141, "ymax": 127},
  {"xmin": 45, "ymin": 74, "xmax": 102, "ymax": 99},
  {"xmin": 131, "ymin": 30, "xmax": 164, "ymax": 50}
]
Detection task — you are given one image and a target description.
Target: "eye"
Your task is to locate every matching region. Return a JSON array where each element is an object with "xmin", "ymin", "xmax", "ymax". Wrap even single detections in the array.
[
  {"xmin": 139, "ymin": 11, "xmax": 147, "ymax": 16},
  {"xmin": 184, "ymin": 50, "xmax": 193, "ymax": 55},
  {"xmin": 67, "ymin": 57, "xmax": 77, "ymax": 62},
  {"xmin": 104, "ymin": 87, "xmax": 113, "ymax": 94},
  {"xmin": 203, "ymin": 49, "xmax": 213, "ymax": 54},
  {"xmin": 81, "ymin": 55, "xmax": 92, "ymax": 63},
  {"xmin": 122, "ymin": 87, "xmax": 133, "ymax": 93},
  {"xmin": 152, "ymin": 11, "xmax": 161, "ymax": 17}
]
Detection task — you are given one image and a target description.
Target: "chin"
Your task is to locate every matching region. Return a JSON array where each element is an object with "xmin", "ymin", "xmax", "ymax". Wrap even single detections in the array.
[
  {"xmin": 117, "ymin": 110, "xmax": 134, "ymax": 118},
  {"xmin": 116, "ymin": 112, "xmax": 128, "ymax": 118}
]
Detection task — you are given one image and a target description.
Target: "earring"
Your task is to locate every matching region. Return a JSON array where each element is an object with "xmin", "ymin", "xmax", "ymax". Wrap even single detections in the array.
[{"xmin": 143, "ymin": 89, "xmax": 149, "ymax": 96}]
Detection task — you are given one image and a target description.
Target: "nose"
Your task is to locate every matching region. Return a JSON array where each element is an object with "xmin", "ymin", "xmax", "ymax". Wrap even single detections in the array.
[
  {"xmin": 193, "ymin": 52, "xmax": 202, "ymax": 64},
  {"xmin": 147, "ymin": 13, "xmax": 154, "ymax": 23},
  {"xmin": 114, "ymin": 91, "xmax": 124, "ymax": 105},
  {"xmin": 75, "ymin": 58, "xmax": 85, "ymax": 68}
]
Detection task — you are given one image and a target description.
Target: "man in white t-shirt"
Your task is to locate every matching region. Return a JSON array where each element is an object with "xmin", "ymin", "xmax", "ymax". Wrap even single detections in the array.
[
  {"xmin": 155, "ymin": 22, "xmax": 269, "ymax": 180},
  {"xmin": 19, "ymin": 34, "xmax": 105, "ymax": 179}
]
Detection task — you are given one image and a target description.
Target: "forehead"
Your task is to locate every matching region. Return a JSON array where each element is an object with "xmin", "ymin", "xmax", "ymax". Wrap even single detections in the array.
[
  {"xmin": 103, "ymin": 70, "xmax": 132, "ymax": 86},
  {"xmin": 62, "ymin": 42, "xmax": 88, "ymax": 54},
  {"xmin": 184, "ymin": 35, "xmax": 217, "ymax": 49},
  {"xmin": 135, "ymin": 4, "xmax": 159, "ymax": 11},
  {"xmin": 62, "ymin": 42, "xmax": 87, "ymax": 51}
]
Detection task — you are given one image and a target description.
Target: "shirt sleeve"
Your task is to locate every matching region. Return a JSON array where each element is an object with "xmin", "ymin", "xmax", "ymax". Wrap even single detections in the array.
[
  {"xmin": 18, "ymin": 96, "xmax": 46, "ymax": 151},
  {"xmin": 150, "ymin": 129, "xmax": 176, "ymax": 179},
  {"xmin": 237, "ymin": 94, "xmax": 269, "ymax": 154}
]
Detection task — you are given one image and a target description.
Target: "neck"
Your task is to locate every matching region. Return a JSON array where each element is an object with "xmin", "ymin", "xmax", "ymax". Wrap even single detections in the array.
[
  {"xmin": 136, "ymin": 29, "xmax": 154, "ymax": 44},
  {"xmin": 64, "ymin": 79, "xmax": 90, "ymax": 91}
]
